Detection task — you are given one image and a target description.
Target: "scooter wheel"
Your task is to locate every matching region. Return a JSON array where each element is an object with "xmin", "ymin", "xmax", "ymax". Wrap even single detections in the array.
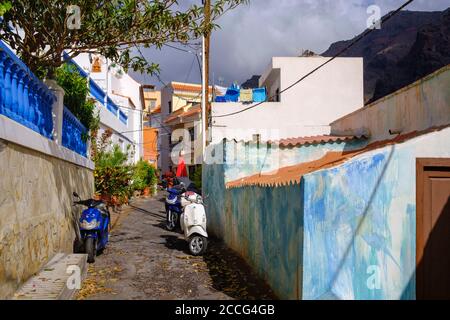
[
  {"xmin": 188, "ymin": 235, "xmax": 207, "ymax": 256},
  {"xmin": 166, "ymin": 210, "xmax": 178, "ymax": 231},
  {"xmin": 85, "ymin": 238, "xmax": 96, "ymax": 263},
  {"xmin": 73, "ymin": 238, "xmax": 84, "ymax": 254}
]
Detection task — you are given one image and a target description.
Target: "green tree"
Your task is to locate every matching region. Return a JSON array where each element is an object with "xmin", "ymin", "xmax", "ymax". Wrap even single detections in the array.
[
  {"xmin": 0, "ymin": 0, "xmax": 247, "ymax": 77},
  {"xmin": 0, "ymin": 1, "xmax": 11, "ymax": 16}
]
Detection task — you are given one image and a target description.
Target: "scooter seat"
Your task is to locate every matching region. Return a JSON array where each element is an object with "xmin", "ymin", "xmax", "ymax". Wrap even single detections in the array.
[{"xmin": 167, "ymin": 188, "xmax": 184, "ymax": 195}]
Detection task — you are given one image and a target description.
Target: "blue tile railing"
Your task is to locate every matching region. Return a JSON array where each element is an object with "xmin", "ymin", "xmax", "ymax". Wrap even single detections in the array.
[
  {"xmin": 0, "ymin": 41, "xmax": 55, "ymax": 139},
  {"xmin": 62, "ymin": 106, "xmax": 88, "ymax": 157}
]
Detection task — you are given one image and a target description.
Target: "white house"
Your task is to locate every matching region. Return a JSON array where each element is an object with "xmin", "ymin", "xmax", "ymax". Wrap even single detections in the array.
[
  {"xmin": 71, "ymin": 54, "xmax": 145, "ymax": 163},
  {"xmin": 211, "ymin": 56, "xmax": 364, "ymax": 143}
]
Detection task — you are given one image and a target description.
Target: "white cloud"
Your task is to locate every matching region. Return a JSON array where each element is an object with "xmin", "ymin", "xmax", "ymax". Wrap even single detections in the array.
[{"xmin": 131, "ymin": 0, "xmax": 450, "ymax": 87}]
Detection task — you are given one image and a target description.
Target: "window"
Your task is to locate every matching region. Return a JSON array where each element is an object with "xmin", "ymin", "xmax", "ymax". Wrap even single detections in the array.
[
  {"xmin": 150, "ymin": 100, "xmax": 156, "ymax": 109},
  {"xmin": 252, "ymin": 134, "xmax": 261, "ymax": 148},
  {"xmin": 275, "ymin": 88, "xmax": 280, "ymax": 102},
  {"xmin": 189, "ymin": 127, "xmax": 195, "ymax": 142},
  {"xmin": 168, "ymin": 101, "xmax": 172, "ymax": 114}
]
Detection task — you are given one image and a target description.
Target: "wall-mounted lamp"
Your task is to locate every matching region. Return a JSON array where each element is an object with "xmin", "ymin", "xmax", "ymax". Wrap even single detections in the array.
[{"xmin": 389, "ymin": 128, "xmax": 403, "ymax": 135}]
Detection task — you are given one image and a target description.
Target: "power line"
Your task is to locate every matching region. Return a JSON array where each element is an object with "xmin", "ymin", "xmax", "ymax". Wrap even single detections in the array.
[
  {"xmin": 212, "ymin": 0, "xmax": 415, "ymax": 119},
  {"xmin": 185, "ymin": 54, "xmax": 196, "ymax": 83},
  {"xmin": 134, "ymin": 43, "xmax": 204, "ymax": 104},
  {"xmin": 164, "ymin": 43, "xmax": 200, "ymax": 54}
]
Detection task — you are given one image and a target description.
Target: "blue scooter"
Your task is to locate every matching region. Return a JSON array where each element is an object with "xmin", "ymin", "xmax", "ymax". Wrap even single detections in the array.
[
  {"xmin": 72, "ymin": 192, "xmax": 110, "ymax": 263},
  {"xmin": 164, "ymin": 184, "xmax": 186, "ymax": 231}
]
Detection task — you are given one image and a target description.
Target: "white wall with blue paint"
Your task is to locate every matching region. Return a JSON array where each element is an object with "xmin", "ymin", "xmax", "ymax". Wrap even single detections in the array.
[
  {"xmin": 223, "ymin": 139, "xmax": 367, "ymax": 183},
  {"xmin": 302, "ymin": 126, "xmax": 450, "ymax": 300},
  {"xmin": 205, "ymin": 125, "xmax": 450, "ymax": 299},
  {"xmin": 203, "ymin": 163, "xmax": 303, "ymax": 299},
  {"xmin": 204, "ymin": 138, "xmax": 365, "ymax": 299}
]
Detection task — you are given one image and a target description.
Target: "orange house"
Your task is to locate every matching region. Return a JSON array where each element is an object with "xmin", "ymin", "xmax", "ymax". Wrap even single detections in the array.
[
  {"xmin": 142, "ymin": 103, "xmax": 162, "ymax": 168},
  {"xmin": 143, "ymin": 126, "xmax": 159, "ymax": 167}
]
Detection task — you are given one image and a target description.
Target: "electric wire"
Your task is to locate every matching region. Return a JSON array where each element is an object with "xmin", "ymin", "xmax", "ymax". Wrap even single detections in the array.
[{"xmin": 212, "ymin": 0, "xmax": 415, "ymax": 119}]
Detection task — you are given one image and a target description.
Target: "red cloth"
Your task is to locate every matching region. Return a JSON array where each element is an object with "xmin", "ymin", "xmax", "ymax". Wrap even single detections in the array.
[{"xmin": 176, "ymin": 156, "xmax": 188, "ymax": 177}]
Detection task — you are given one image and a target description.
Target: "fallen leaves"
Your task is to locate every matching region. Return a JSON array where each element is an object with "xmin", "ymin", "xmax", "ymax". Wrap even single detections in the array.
[{"xmin": 76, "ymin": 265, "xmax": 123, "ymax": 300}]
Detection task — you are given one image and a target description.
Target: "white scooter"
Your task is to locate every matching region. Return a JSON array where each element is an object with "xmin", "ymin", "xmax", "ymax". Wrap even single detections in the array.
[{"xmin": 180, "ymin": 191, "xmax": 208, "ymax": 256}]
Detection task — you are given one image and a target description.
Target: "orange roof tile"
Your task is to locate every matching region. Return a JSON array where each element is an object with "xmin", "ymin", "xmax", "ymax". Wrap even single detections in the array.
[
  {"xmin": 150, "ymin": 105, "xmax": 161, "ymax": 114},
  {"xmin": 274, "ymin": 135, "xmax": 367, "ymax": 147},
  {"xmin": 226, "ymin": 125, "xmax": 450, "ymax": 189},
  {"xmin": 226, "ymin": 150, "xmax": 359, "ymax": 189},
  {"xmin": 171, "ymin": 83, "xmax": 213, "ymax": 94},
  {"xmin": 164, "ymin": 104, "xmax": 201, "ymax": 125}
]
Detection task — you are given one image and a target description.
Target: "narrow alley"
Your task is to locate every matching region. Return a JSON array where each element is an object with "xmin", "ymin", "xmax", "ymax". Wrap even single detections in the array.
[{"xmin": 77, "ymin": 196, "xmax": 276, "ymax": 300}]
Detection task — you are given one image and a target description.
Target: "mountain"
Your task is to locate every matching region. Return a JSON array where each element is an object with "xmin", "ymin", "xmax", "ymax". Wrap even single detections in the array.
[{"xmin": 322, "ymin": 8, "xmax": 450, "ymax": 103}]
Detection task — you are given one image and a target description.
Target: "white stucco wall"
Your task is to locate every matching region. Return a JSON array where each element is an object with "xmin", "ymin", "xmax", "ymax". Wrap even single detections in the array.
[
  {"xmin": 211, "ymin": 57, "xmax": 363, "ymax": 143},
  {"xmin": 72, "ymin": 54, "xmax": 144, "ymax": 162},
  {"xmin": 330, "ymin": 65, "xmax": 450, "ymax": 143}
]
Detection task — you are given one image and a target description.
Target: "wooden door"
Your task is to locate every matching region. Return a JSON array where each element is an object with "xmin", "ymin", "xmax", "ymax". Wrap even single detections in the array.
[{"xmin": 416, "ymin": 158, "xmax": 450, "ymax": 300}]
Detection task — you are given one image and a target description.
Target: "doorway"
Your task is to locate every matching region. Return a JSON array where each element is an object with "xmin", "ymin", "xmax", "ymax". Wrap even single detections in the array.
[{"xmin": 416, "ymin": 158, "xmax": 450, "ymax": 300}]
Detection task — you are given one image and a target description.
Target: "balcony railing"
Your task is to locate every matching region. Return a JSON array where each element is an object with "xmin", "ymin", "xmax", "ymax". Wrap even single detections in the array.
[
  {"xmin": 62, "ymin": 106, "xmax": 88, "ymax": 157},
  {"xmin": 63, "ymin": 52, "xmax": 128, "ymax": 125},
  {"xmin": 119, "ymin": 110, "xmax": 128, "ymax": 125},
  {"xmin": 0, "ymin": 41, "xmax": 55, "ymax": 139}
]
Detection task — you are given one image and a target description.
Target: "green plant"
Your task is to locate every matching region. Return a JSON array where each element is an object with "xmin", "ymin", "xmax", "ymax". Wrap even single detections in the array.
[
  {"xmin": 94, "ymin": 165, "xmax": 133, "ymax": 202},
  {"xmin": 93, "ymin": 136, "xmax": 134, "ymax": 204},
  {"xmin": 55, "ymin": 63, "xmax": 98, "ymax": 135},
  {"xmin": 132, "ymin": 159, "xmax": 157, "ymax": 192},
  {"xmin": 0, "ymin": 1, "xmax": 11, "ymax": 16},
  {"xmin": 192, "ymin": 165, "xmax": 202, "ymax": 191}
]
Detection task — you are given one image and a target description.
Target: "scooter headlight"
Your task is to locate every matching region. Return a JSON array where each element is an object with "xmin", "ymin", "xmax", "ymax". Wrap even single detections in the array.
[{"xmin": 80, "ymin": 219, "xmax": 100, "ymax": 230}]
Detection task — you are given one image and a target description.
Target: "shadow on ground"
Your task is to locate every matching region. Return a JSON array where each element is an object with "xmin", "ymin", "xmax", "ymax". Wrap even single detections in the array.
[
  {"xmin": 202, "ymin": 239, "xmax": 277, "ymax": 300},
  {"xmin": 161, "ymin": 234, "xmax": 190, "ymax": 254},
  {"xmin": 161, "ymin": 231, "xmax": 278, "ymax": 300}
]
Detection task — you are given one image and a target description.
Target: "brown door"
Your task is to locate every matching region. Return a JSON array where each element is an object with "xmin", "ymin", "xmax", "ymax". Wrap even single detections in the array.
[{"xmin": 416, "ymin": 158, "xmax": 450, "ymax": 300}]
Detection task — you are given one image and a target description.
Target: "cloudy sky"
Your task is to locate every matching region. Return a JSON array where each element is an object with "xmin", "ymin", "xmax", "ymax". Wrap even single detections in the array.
[{"xmin": 130, "ymin": 0, "xmax": 450, "ymax": 88}]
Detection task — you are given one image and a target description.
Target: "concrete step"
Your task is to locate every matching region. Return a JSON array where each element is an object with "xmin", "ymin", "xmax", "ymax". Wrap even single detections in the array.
[{"xmin": 13, "ymin": 253, "xmax": 88, "ymax": 300}]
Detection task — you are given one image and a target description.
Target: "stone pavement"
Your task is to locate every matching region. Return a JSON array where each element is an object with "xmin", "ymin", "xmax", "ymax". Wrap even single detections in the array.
[{"xmin": 77, "ymin": 195, "xmax": 276, "ymax": 300}]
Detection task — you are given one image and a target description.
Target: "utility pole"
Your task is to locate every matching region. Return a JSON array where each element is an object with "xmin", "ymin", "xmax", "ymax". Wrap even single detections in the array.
[{"xmin": 201, "ymin": 0, "xmax": 211, "ymax": 162}]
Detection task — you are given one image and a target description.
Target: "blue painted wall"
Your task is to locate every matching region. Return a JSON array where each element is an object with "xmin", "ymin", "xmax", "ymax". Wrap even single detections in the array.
[
  {"xmin": 302, "ymin": 127, "xmax": 450, "ymax": 300},
  {"xmin": 204, "ymin": 127, "xmax": 450, "ymax": 300},
  {"xmin": 204, "ymin": 163, "xmax": 303, "ymax": 299}
]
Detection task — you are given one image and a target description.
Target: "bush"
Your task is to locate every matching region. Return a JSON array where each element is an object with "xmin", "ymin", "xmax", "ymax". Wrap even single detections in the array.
[
  {"xmin": 94, "ymin": 143, "xmax": 134, "ymax": 205},
  {"xmin": 132, "ymin": 159, "xmax": 157, "ymax": 192},
  {"xmin": 55, "ymin": 63, "xmax": 99, "ymax": 134},
  {"xmin": 192, "ymin": 165, "xmax": 202, "ymax": 191},
  {"xmin": 94, "ymin": 165, "xmax": 133, "ymax": 203}
]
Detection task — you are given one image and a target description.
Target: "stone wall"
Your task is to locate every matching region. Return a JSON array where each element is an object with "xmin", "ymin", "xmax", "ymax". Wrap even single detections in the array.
[{"xmin": 0, "ymin": 139, "xmax": 94, "ymax": 299}]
